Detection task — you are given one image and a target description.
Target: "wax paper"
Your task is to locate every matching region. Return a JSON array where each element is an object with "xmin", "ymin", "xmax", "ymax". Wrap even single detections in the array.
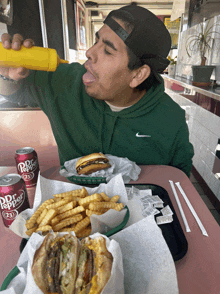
[
  {"xmin": 112, "ymin": 216, "xmax": 179, "ymax": 294},
  {"xmin": 60, "ymin": 154, "xmax": 141, "ymax": 183},
  {"xmin": 9, "ymin": 173, "xmax": 128, "ymax": 238}
]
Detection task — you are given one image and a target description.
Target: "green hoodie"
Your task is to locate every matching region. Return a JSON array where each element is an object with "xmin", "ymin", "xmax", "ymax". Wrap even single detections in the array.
[{"xmin": 9, "ymin": 62, "xmax": 194, "ymax": 177}]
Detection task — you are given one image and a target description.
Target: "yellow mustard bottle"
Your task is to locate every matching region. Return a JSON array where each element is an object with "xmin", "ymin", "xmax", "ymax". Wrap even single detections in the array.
[{"xmin": 0, "ymin": 42, "xmax": 69, "ymax": 72}]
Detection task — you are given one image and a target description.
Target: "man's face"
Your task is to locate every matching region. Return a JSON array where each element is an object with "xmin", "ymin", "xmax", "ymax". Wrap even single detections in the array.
[{"xmin": 83, "ymin": 22, "xmax": 135, "ymax": 103}]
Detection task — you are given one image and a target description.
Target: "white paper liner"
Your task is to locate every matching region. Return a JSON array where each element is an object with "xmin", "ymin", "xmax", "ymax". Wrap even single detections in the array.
[
  {"xmin": 9, "ymin": 173, "xmax": 128, "ymax": 238},
  {"xmin": 112, "ymin": 216, "xmax": 179, "ymax": 294},
  {"xmin": 59, "ymin": 154, "xmax": 141, "ymax": 183},
  {"xmin": 1, "ymin": 232, "xmax": 124, "ymax": 294}
]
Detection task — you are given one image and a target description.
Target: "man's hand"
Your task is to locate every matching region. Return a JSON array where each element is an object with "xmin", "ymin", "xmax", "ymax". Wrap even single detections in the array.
[{"xmin": 0, "ymin": 33, "xmax": 35, "ymax": 81}]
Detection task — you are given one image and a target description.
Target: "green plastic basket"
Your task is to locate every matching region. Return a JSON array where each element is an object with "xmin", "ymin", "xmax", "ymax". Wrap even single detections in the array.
[
  {"xmin": 60, "ymin": 166, "xmax": 107, "ymax": 185},
  {"xmin": 1, "ymin": 206, "xmax": 129, "ymax": 291},
  {"xmin": 1, "ymin": 266, "xmax": 20, "ymax": 291},
  {"xmin": 104, "ymin": 205, "xmax": 129, "ymax": 237}
]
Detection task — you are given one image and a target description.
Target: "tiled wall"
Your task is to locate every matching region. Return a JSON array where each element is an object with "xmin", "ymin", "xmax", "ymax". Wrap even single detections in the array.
[{"xmin": 165, "ymin": 88, "xmax": 220, "ymax": 201}]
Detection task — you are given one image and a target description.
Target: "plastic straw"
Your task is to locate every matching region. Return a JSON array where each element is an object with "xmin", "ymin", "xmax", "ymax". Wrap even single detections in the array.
[
  {"xmin": 175, "ymin": 182, "xmax": 208, "ymax": 237},
  {"xmin": 169, "ymin": 180, "xmax": 191, "ymax": 233}
]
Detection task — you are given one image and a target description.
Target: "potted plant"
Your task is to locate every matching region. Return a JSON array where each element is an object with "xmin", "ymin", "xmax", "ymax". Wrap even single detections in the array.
[
  {"xmin": 167, "ymin": 56, "xmax": 177, "ymax": 76},
  {"xmin": 185, "ymin": 19, "xmax": 219, "ymax": 87}
]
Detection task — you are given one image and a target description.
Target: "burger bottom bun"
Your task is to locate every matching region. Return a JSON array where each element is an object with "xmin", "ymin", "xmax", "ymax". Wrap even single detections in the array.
[{"xmin": 77, "ymin": 162, "xmax": 111, "ymax": 175}]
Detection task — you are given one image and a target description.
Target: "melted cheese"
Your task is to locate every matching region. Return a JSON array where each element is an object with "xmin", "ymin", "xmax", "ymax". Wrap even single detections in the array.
[
  {"xmin": 88, "ymin": 275, "xmax": 98, "ymax": 294},
  {"xmin": 86, "ymin": 237, "xmax": 108, "ymax": 294}
]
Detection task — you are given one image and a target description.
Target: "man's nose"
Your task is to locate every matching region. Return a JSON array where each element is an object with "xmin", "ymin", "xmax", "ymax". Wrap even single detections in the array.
[{"xmin": 86, "ymin": 44, "xmax": 97, "ymax": 62}]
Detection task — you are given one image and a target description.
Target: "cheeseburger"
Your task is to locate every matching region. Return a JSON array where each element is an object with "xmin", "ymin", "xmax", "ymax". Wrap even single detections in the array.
[
  {"xmin": 31, "ymin": 233, "xmax": 113, "ymax": 294},
  {"xmin": 76, "ymin": 153, "xmax": 111, "ymax": 175}
]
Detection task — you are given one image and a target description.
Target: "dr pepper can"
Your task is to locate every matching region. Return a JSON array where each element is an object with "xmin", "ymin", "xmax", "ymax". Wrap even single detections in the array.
[
  {"xmin": 0, "ymin": 174, "xmax": 30, "ymax": 227},
  {"xmin": 15, "ymin": 147, "xmax": 40, "ymax": 187}
]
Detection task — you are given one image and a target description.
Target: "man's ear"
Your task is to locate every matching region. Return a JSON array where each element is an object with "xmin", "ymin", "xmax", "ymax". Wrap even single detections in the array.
[{"xmin": 129, "ymin": 64, "xmax": 151, "ymax": 88}]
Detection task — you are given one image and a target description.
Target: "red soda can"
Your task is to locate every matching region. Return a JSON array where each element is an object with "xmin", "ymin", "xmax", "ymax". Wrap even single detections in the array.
[
  {"xmin": 15, "ymin": 147, "xmax": 40, "ymax": 187},
  {"xmin": 0, "ymin": 174, "xmax": 30, "ymax": 227}
]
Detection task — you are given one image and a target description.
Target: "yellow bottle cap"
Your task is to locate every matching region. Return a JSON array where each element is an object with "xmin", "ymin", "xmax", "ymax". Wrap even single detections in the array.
[{"xmin": 60, "ymin": 59, "xmax": 69, "ymax": 64}]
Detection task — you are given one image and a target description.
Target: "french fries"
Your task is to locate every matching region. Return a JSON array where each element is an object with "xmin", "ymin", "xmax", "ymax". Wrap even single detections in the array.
[
  {"xmin": 110, "ymin": 195, "xmax": 120, "ymax": 203},
  {"xmin": 78, "ymin": 193, "xmax": 102, "ymax": 206},
  {"xmin": 51, "ymin": 206, "xmax": 85, "ymax": 226},
  {"xmin": 39, "ymin": 209, "xmax": 57, "ymax": 227},
  {"xmin": 73, "ymin": 216, "xmax": 91, "ymax": 234},
  {"xmin": 25, "ymin": 198, "xmax": 54, "ymax": 229},
  {"xmin": 76, "ymin": 225, "xmax": 91, "ymax": 238},
  {"xmin": 53, "ymin": 214, "xmax": 83, "ymax": 231},
  {"xmin": 25, "ymin": 187, "xmax": 124, "ymax": 238},
  {"xmin": 36, "ymin": 208, "xmax": 48, "ymax": 225}
]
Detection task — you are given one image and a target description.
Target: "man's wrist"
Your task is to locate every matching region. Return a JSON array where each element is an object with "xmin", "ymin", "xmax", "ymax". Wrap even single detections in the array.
[
  {"xmin": 0, "ymin": 75, "xmax": 21, "ymax": 96},
  {"xmin": 0, "ymin": 74, "xmax": 19, "ymax": 84}
]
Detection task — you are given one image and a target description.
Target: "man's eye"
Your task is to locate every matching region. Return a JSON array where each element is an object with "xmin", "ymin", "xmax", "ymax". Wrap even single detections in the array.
[{"xmin": 104, "ymin": 48, "xmax": 111, "ymax": 55}]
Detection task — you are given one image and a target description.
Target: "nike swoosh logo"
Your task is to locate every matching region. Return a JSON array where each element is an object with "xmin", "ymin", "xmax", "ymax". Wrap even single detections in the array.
[{"xmin": 136, "ymin": 132, "xmax": 151, "ymax": 138}]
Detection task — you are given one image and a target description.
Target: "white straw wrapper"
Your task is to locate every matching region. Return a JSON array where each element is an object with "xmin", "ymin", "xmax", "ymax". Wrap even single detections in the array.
[
  {"xmin": 175, "ymin": 182, "xmax": 208, "ymax": 237},
  {"xmin": 169, "ymin": 180, "xmax": 191, "ymax": 233}
]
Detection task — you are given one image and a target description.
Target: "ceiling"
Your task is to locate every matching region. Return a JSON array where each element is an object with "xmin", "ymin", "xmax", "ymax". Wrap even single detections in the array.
[
  {"xmin": 85, "ymin": 1, "xmax": 174, "ymax": 18},
  {"xmin": 86, "ymin": 0, "xmax": 173, "ymax": 5},
  {"xmin": 84, "ymin": 0, "xmax": 176, "ymax": 48}
]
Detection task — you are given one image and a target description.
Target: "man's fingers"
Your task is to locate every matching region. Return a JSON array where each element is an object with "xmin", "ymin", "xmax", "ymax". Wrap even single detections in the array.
[
  {"xmin": 1, "ymin": 33, "xmax": 12, "ymax": 48},
  {"xmin": 0, "ymin": 33, "xmax": 31, "ymax": 80},
  {"xmin": 1, "ymin": 34, "xmax": 34, "ymax": 50},
  {"xmin": 23, "ymin": 39, "xmax": 35, "ymax": 48},
  {"xmin": 12, "ymin": 34, "xmax": 24, "ymax": 50},
  {"xmin": 0, "ymin": 33, "xmax": 30, "ymax": 81}
]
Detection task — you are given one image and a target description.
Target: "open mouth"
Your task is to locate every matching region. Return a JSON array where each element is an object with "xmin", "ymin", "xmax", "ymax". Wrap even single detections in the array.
[{"xmin": 83, "ymin": 64, "xmax": 97, "ymax": 86}]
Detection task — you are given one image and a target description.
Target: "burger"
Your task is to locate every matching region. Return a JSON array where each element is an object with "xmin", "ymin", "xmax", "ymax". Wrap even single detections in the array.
[
  {"xmin": 31, "ymin": 233, "xmax": 113, "ymax": 294},
  {"xmin": 76, "ymin": 153, "xmax": 111, "ymax": 175}
]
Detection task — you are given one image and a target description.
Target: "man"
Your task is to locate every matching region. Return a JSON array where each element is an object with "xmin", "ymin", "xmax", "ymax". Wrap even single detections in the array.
[{"xmin": 0, "ymin": 4, "xmax": 194, "ymax": 177}]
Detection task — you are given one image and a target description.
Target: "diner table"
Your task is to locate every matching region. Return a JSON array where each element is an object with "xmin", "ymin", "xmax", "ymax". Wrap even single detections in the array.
[{"xmin": 0, "ymin": 164, "xmax": 220, "ymax": 294}]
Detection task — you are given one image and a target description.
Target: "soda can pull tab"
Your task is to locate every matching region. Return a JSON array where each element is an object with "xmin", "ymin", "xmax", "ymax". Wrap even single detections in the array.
[{"xmin": 3, "ymin": 177, "xmax": 13, "ymax": 183}]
